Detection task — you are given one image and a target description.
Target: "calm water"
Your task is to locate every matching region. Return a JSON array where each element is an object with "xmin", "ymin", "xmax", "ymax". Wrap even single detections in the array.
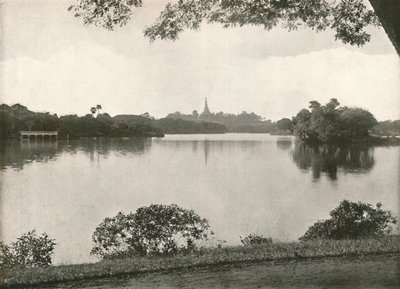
[{"xmin": 0, "ymin": 134, "xmax": 399, "ymax": 264}]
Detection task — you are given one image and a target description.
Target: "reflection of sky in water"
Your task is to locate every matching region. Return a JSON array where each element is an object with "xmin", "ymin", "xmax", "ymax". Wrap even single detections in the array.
[{"xmin": 0, "ymin": 134, "xmax": 398, "ymax": 265}]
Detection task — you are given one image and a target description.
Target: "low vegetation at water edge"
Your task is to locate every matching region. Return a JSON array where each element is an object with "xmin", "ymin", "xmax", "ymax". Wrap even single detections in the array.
[
  {"xmin": 90, "ymin": 204, "xmax": 211, "ymax": 259},
  {"xmin": 2, "ymin": 236, "xmax": 400, "ymax": 287},
  {"xmin": 0, "ymin": 230, "xmax": 55, "ymax": 270},
  {"xmin": 300, "ymin": 200, "xmax": 398, "ymax": 240},
  {"xmin": 1, "ymin": 201, "xmax": 399, "ymax": 287}
]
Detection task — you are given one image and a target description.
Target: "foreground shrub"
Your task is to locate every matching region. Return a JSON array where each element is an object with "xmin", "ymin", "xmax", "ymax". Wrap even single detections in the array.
[
  {"xmin": 300, "ymin": 200, "xmax": 397, "ymax": 241},
  {"xmin": 0, "ymin": 230, "xmax": 56, "ymax": 269},
  {"xmin": 240, "ymin": 234, "xmax": 272, "ymax": 246},
  {"xmin": 91, "ymin": 204, "xmax": 210, "ymax": 259}
]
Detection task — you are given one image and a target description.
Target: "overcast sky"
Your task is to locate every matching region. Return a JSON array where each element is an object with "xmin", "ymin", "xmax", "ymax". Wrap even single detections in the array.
[{"xmin": 1, "ymin": 0, "xmax": 399, "ymax": 121}]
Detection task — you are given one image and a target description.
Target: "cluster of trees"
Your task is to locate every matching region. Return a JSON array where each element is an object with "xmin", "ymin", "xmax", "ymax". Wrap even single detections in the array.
[
  {"xmin": 0, "ymin": 104, "xmax": 59, "ymax": 139},
  {"xmin": 58, "ymin": 113, "xmax": 163, "ymax": 138},
  {"xmin": 165, "ymin": 110, "xmax": 292, "ymax": 134},
  {"xmin": 292, "ymin": 99, "xmax": 378, "ymax": 143},
  {"xmin": 0, "ymin": 104, "xmax": 164, "ymax": 140}
]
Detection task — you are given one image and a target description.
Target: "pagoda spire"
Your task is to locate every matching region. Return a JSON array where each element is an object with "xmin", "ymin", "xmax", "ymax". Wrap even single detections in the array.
[{"xmin": 203, "ymin": 97, "xmax": 211, "ymax": 114}]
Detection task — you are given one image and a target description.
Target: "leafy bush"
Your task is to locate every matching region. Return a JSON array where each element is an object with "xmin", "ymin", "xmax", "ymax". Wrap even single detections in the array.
[
  {"xmin": 91, "ymin": 204, "xmax": 210, "ymax": 259},
  {"xmin": 240, "ymin": 234, "xmax": 273, "ymax": 246},
  {"xmin": 292, "ymin": 99, "xmax": 377, "ymax": 143},
  {"xmin": 300, "ymin": 200, "xmax": 397, "ymax": 241},
  {"xmin": 0, "ymin": 230, "xmax": 56, "ymax": 269}
]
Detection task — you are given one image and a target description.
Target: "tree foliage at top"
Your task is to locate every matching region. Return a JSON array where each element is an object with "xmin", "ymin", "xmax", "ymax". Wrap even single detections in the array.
[
  {"xmin": 300, "ymin": 200, "xmax": 397, "ymax": 240},
  {"xmin": 70, "ymin": 0, "xmax": 380, "ymax": 46},
  {"xmin": 91, "ymin": 204, "xmax": 211, "ymax": 259},
  {"xmin": 292, "ymin": 98, "xmax": 377, "ymax": 143}
]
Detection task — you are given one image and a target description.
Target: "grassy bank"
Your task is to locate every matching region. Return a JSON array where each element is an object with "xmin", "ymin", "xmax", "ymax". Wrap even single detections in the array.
[{"xmin": 1, "ymin": 236, "xmax": 400, "ymax": 288}]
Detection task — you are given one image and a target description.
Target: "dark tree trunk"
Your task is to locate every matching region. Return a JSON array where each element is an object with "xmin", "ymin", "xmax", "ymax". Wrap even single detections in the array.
[{"xmin": 369, "ymin": 0, "xmax": 400, "ymax": 56}]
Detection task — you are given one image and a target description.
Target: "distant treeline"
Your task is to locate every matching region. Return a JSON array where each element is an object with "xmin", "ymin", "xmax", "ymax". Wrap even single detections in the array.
[
  {"xmin": 371, "ymin": 120, "xmax": 400, "ymax": 137},
  {"xmin": 114, "ymin": 115, "xmax": 227, "ymax": 134},
  {"xmin": 0, "ymin": 104, "xmax": 164, "ymax": 140},
  {"xmin": 166, "ymin": 111, "xmax": 292, "ymax": 134},
  {"xmin": 0, "ymin": 104, "xmax": 230, "ymax": 140},
  {"xmin": 2, "ymin": 102, "xmax": 399, "ymax": 141},
  {"xmin": 164, "ymin": 100, "xmax": 400, "ymax": 142},
  {"xmin": 154, "ymin": 118, "xmax": 227, "ymax": 134}
]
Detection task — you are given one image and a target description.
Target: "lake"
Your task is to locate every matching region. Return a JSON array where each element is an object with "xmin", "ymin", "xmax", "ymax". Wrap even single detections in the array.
[{"xmin": 0, "ymin": 134, "xmax": 399, "ymax": 264}]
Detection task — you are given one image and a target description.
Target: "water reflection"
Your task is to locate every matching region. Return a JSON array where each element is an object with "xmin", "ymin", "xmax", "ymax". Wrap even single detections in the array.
[
  {"xmin": 291, "ymin": 142, "xmax": 375, "ymax": 181},
  {"xmin": 0, "ymin": 138, "xmax": 151, "ymax": 170},
  {"xmin": 276, "ymin": 137, "xmax": 293, "ymax": 151},
  {"xmin": 1, "ymin": 134, "xmax": 398, "ymax": 265},
  {"xmin": 64, "ymin": 138, "xmax": 151, "ymax": 158},
  {"xmin": 0, "ymin": 141, "xmax": 60, "ymax": 170},
  {"xmin": 155, "ymin": 139, "xmax": 264, "ymax": 166}
]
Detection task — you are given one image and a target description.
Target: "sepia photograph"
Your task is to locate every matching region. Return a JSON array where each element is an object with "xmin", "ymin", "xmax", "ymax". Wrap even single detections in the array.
[{"xmin": 0, "ymin": 0, "xmax": 399, "ymax": 288}]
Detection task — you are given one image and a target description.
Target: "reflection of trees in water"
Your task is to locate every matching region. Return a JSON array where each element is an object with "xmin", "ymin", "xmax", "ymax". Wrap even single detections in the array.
[
  {"xmin": 158, "ymin": 140, "xmax": 263, "ymax": 166},
  {"xmin": 0, "ymin": 141, "xmax": 60, "ymax": 170},
  {"xmin": 276, "ymin": 138, "xmax": 293, "ymax": 151},
  {"xmin": 0, "ymin": 138, "xmax": 151, "ymax": 170},
  {"xmin": 201, "ymin": 140, "xmax": 262, "ymax": 166},
  {"xmin": 291, "ymin": 142, "xmax": 375, "ymax": 181},
  {"xmin": 67, "ymin": 138, "xmax": 150, "ymax": 159}
]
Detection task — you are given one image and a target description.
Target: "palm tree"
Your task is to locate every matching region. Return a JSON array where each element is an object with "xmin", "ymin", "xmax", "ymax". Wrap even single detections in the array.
[
  {"xmin": 90, "ymin": 105, "xmax": 103, "ymax": 117},
  {"xmin": 90, "ymin": 107, "xmax": 97, "ymax": 116},
  {"xmin": 96, "ymin": 105, "xmax": 102, "ymax": 114}
]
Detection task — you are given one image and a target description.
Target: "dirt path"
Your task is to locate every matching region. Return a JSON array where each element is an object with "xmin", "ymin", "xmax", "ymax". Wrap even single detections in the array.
[{"xmin": 40, "ymin": 254, "xmax": 399, "ymax": 289}]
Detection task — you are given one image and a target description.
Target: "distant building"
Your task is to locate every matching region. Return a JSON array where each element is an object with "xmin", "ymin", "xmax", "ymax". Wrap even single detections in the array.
[
  {"xmin": 203, "ymin": 97, "xmax": 211, "ymax": 114},
  {"xmin": 200, "ymin": 98, "xmax": 212, "ymax": 120}
]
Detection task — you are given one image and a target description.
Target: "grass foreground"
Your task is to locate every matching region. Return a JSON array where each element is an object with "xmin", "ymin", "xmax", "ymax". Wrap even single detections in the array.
[{"xmin": 1, "ymin": 236, "xmax": 400, "ymax": 288}]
